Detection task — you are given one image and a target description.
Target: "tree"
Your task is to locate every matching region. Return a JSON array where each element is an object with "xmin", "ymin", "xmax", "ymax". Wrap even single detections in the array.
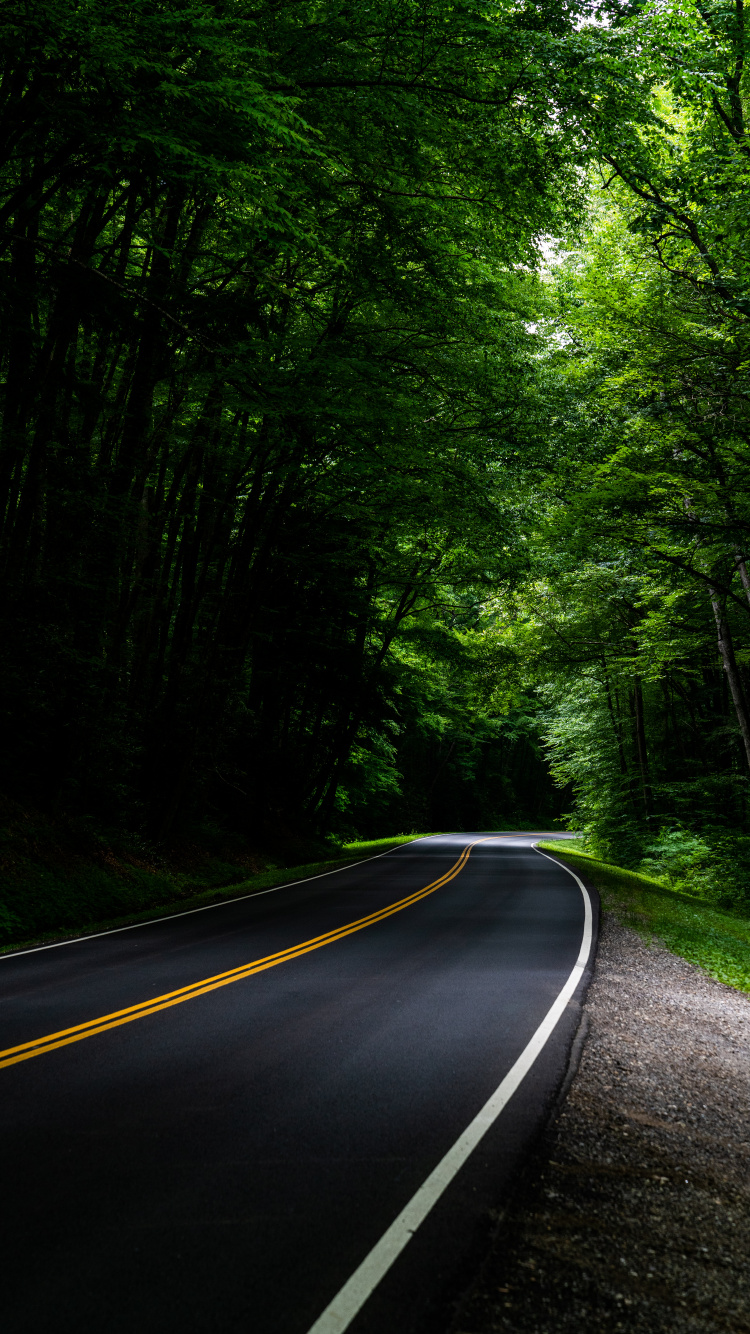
[{"xmin": 0, "ymin": 0, "xmax": 588, "ymax": 841}]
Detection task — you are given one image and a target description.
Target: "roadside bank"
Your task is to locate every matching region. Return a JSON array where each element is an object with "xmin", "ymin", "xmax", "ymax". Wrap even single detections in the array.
[{"xmin": 0, "ymin": 809, "xmax": 428, "ymax": 954}]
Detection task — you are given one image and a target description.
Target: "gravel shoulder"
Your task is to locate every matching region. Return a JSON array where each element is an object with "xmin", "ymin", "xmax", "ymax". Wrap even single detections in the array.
[{"xmin": 451, "ymin": 911, "xmax": 750, "ymax": 1333}]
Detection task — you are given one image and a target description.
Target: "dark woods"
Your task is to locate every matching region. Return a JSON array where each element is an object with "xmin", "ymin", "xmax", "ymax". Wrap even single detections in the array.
[
  {"xmin": 0, "ymin": 0, "xmax": 581, "ymax": 844},
  {"xmin": 3, "ymin": 0, "xmax": 750, "ymax": 924}
]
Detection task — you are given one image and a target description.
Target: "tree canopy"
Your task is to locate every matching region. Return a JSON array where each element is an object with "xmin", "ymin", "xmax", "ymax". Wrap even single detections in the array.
[{"xmin": 2, "ymin": 0, "xmax": 749, "ymax": 903}]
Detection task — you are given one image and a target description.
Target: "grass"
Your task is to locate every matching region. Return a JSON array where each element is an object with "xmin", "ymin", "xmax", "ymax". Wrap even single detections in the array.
[
  {"xmin": 538, "ymin": 840, "xmax": 750, "ymax": 994},
  {"xmin": 339, "ymin": 834, "xmax": 435, "ymax": 856},
  {"xmin": 0, "ymin": 832, "xmax": 438, "ymax": 955}
]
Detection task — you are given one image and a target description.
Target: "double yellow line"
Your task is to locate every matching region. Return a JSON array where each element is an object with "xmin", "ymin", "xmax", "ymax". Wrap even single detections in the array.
[{"xmin": 0, "ymin": 839, "xmax": 484, "ymax": 1072}]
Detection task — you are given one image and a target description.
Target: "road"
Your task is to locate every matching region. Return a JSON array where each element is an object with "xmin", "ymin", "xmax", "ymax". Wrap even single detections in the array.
[{"xmin": 0, "ymin": 833, "xmax": 593, "ymax": 1334}]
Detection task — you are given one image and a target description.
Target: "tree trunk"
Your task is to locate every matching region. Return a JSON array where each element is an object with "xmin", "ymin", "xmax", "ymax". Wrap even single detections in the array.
[
  {"xmin": 709, "ymin": 585, "xmax": 750, "ymax": 770},
  {"xmin": 629, "ymin": 672, "xmax": 652, "ymax": 818},
  {"xmin": 735, "ymin": 550, "xmax": 750, "ymax": 610}
]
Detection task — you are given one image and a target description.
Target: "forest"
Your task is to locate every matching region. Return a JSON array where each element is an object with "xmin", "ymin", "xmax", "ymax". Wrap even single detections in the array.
[{"xmin": 1, "ymin": 0, "xmax": 750, "ymax": 932}]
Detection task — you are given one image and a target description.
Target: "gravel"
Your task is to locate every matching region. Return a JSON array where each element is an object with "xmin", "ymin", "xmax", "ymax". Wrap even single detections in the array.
[{"xmin": 450, "ymin": 914, "xmax": 750, "ymax": 1333}]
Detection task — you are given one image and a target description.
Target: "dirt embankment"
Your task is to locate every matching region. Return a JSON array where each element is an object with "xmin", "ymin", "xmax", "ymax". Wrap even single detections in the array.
[{"xmin": 452, "ymin": 915, "xmax": 750, "ymax": 1333}]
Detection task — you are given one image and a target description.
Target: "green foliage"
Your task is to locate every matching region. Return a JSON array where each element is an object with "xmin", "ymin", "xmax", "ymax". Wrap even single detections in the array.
[
  {"xmin": 640, "ymin": 828, "xmax": 718, "ymax": 893},
  {"xmin": 330, "ymin": 598, "xmax": 566, "ymax": 837},
  {"xmin": 540, "ymin": 843, "xmax": 750, "ymax": 993},
  {"xmin": 520, "ymin": 0, "xmax": 750, "ymax": 872},
  {"xmin": 340, "ymin": 835, "xmax": 436, "ymax": 856},
  {"xmin": 0, "ymin": 0, "xmax": 588, "ymax": 846},
  {"xmin": 640, "ymin": 828, "xmax": 750, "ymax": 913},
  {"xmin": 4, "ymin": 0, "xmax": 749, "ymax": 950}
]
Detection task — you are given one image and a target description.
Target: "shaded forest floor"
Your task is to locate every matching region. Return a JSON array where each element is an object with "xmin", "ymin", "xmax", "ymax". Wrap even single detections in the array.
[
  {"xmin": 0, "ymin": 791, "xmax": 425, "ymax": 952},
  {"xmin": 451, "ymin": 914, "xmax": 750, "ymax": 1334}
]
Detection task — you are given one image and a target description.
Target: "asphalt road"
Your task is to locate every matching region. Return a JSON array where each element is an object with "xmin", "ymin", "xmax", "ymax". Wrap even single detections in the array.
[{"xmin": 0, "ymin": 833, "xmax": 594, "ymax": 1334}]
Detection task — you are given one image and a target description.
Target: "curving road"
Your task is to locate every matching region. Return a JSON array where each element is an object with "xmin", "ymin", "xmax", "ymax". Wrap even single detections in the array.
[{"xmin": 0, "ymin": 833, "xmax": 593, "ymax": 1334}]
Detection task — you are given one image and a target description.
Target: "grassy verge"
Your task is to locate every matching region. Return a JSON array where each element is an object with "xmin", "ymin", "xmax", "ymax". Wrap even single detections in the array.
[
  {"xmin": 0, "ymin": 832, "xmax": 437, "ymax": 956},
  {"xmin": 341, "ymin": 835, "xmax": 435, "ymax": 856},
  {"xmin": 538, "ymin": 841, "xmax": 750, "ymax": 993}
]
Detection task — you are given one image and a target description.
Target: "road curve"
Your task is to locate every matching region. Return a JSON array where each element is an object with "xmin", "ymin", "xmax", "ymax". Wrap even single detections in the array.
[{"xmin": 0, "ymin": 833, "xmax": 594, "ymax": 1334}]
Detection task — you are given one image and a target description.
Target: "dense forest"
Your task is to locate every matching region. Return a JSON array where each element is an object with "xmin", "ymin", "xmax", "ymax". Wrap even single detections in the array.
[{"xmin": 1, "ymin": 0, "xmax": 749, "ymax": 921}]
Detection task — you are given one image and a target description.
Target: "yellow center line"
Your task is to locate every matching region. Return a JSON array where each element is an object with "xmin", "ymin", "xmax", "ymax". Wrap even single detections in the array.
[{"xmin": 0, "ymin": 838, "xmax": 493, "ymax": 1071}]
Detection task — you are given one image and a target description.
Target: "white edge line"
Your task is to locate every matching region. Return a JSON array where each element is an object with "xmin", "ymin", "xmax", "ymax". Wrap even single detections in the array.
[
  {"xmin": 305, "ymin": 841, "xmax": 593, "ymax": 1334},
  {"xmin": 0, "ymin": 835, "xmax": 453, "ymax": 961}
]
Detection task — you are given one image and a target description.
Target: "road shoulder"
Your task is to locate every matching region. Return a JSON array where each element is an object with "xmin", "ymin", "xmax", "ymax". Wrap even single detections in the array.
[{"xmin": 450, "ymin": 911, "xmax": 750, "ymax": 1333}]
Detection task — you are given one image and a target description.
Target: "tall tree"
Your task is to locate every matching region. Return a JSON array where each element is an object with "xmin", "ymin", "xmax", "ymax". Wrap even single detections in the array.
[{"xmin": 0, "ymin": 0, "xmax": 589, "ymax": 839}]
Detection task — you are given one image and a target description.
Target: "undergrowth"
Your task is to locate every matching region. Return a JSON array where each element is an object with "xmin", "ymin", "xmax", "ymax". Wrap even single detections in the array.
[
  {"xmin": 540, "ymin": 841, "xmax": 750, "ymax": 993},
  {"xmin": 0, "ymin": 830, "xmax": 435, "ymax": 953}
]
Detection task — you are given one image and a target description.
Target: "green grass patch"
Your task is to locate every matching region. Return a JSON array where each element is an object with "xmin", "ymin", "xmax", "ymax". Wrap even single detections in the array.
[
  {"xmin": 0, "ymin": 833, "xmax": 436, "ymax": 955},
  {"xmin": 341, "ymin": 833, "xmax": 439, "ymax": 856},
  {"xmin": 538, "ymin": 841, "xmax": 750, "ymax": 993}
]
